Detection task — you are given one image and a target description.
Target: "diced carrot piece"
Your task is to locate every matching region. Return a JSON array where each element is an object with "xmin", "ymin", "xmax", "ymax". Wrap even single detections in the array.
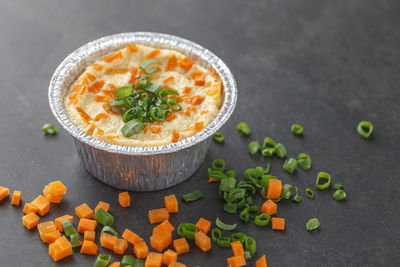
[
  {"xmin": 153, "ymin": 220, "xmax": 175, "ymax": 235},
  {"xmin": 108, "ymin": 262, "xmax": 121, "ymax": 267},
  {"xmin": 207, "ymin": 177, "xmax": 217, "ymax": 183},
  {"xmin": 261, "ymin": 199, "xmax": 277, "ymax": 215},
  {"xmin": 49, "ymin": 236, "xmax": 73, "ymax": 262},
  {"xmin": 55, "ymin": 215, "xmax": 73, "ymax": 232},
  {"xmin": 94, "ymin": 113, "xmax": 110, "ymax": 122},
  {"xmin": 118, "ymin": 191, "xmax": 131, "ymax": 207},
  {"xmin": 43, "ymin": 229, "xmax": 61, "ymax": 244},
  {"xmin": 256, "ymin": 255, "xmax": 268, "ymax": 267},
  {"xmin": 105, "ymin": 135, "xmax": 119, "ymax": 140},
  {"xmin": 76, "ymin": 106, "xmax": 92, "ymax": 123},
  {"xmin": 84, "ymin": 230, "xmax": 95, "ymax": 242},
  {"xmin": 94, "ymin": 95, "xmax": 110, "ymax": 103},
  {"xmin": 231, "ymin": 241, "xmax": 244, "ymax": 256},
  {"xmin": 148, "ymin": 208, "xmax": 169, "ymax": 224},
  {"xmin": 80, "ymin": 240, "xmax": 98, "ymax": 255},
  {"xmin": 86, "ymin": 73, "xmax": 97, "ymax": 82},
  {"xmin": 267, "ymin": 179, "xmax": 282, "ymax": 199},
  {"xmin": 22, "ymin": 212, "xmax": 39, "ymax": 230},
  {"xmin": 105, "ymin": 68, "xmax": 130, "ymax": 75},
  {"xmin": 77, "ymin": 218, "xmax": 97, "ymax": 234},
  {"xmin": 37, "ymin": 221, "xmax": 58, "ymax": 242},
  {"xmin": 91, "ymin": 63, "xmax": 104, "ymax": 71},
  {"xmin": 191, "ymin": 71, "xmax": 205, "ymax": 86},
  {"xmin": 87, "ymin": 123, "xmax": 96, "ymax": 135},
  {"xmin": 165, "ymin": 54, "xmax": 178, "ymax": 71},
  {"xmin": 96, "ymin": 128, "xmax": 104, "ymax": 136},
  {"xmin": 183, "ymin": 86, "xmax": 192, "ymax": 94},
  {"xmin": 186, "ymin": 95, "xmax": 205, "ymax": 106},
  {"xmin": 164, "ymin": 194, "xmax": 178, "ymax": 213},
  {"xmin": 113, "ymin": 238, "xmax": 128, "ymax": 255},
  {"xmin": 168, "ymin": 262, "xmax": 186, "ymax": 267},
  {"xmin": 195, "ymin": 217, "xmax": 211, "ymax": 234},
  {"xmin": 150, "ymin": 232, "xmax": 172, "ymax": 252},
  {"xmin": 31, "ymin": 195, "xmax": 50, "ymax": 216},
  {"xmin": 143, "ymin": 48, "xmax": 160, "ymax": 60},
  {"xmin": 100, "ymin": 232, "xmax": 118, "ymax": 251},
  {"xmin": 128, "ymin": 68, "xmax": 139, "ymax": 84},
  {"xmin": 173, "ymin": 238, "xmax": 190, "ymax": 255},
  {"xmin": 145, "ymin": 252, "xmax": 163, "ymax": 267},
  {"xmin": 11, "ymin": 190, "xmax": 21, "ymax": 206},
  {"xmin": 195, "ymin": 231, "xmax": 211, "ymax": 252},
  {"xmin": 171, "ymin": 131, "xmax": 180, "ymax": 143},
  {"xmin": 134, "ymin": 241, "xmax": 149, "ymax": 259},
  {"xmin": 150, "ymin": 126, "xmax": 162, "ymax": 134},
  {"xmin": 163, "ymin": 249, "xmax": 177, "ymax": 265},
  {"xmin": 23, "ymin": 203, "xmax": 39, "ymax": 214},
  {"xmin": 94, "ymin": 201, "xmax": 110, "ymax": 212},
  {"xmin": 227, "ymin": 255, "xmax": 247, "ymax": 267},
  {"xmin": 43, "ymin": 186, "xmax": 63, "ymax": 203},
  {"xmin": 102, "ymin": 51, "xmax": 123, "ymax": 63},
  {"xmin": 165, "ymin": 113, "xmax": 176, "ymax": 122},
  {"xmin": 271, "ymin": 217, "xmax": 285, "ymax": 231},
  {"xmin": 122, "ymin": 228, "xmax": 143, "ymax": 245},
  {"xmin": 178, "ymin": 57, "xmax": 195, "ymax": 71},
  {"xmin": 88, "ymin": 80, "xmax": 105, "ymax": 93},
  {"xmin": 126, "ymin": 44, "xmax": 139, "ymax": 53},
  {"xmin": 75, "ymin": 203, "xmax": 93, "ymax": 219}
]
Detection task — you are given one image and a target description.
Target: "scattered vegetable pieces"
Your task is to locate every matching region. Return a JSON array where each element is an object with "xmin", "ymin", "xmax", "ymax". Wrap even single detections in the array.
[
  {"xmin": 216, "ymin": 217, "xmax": 237, "ymax": 231},
  {"xmin": 291, "ymin": 123, "xmax": 303, "ymax": 135},
  {"xmin": 316, "ymin": 172, "xmax": 331, "ymax": 190},
  {"xmin": 357, "ymin": 121, "xmax": 373, "ymax": 138},
  {"xmin": 22, "ymin": 212, "xmax": 39, "ymax": 230},
  {"xmin": 213, "ymin": 131, "xmax": 224, "ymax": 143},
  {"xmin": 11, "ymin": 190, "xmax": 21, "ymax": 206},
  {"xmin": 164, "ymin": 194, "xmax": 178, "ymax": 213},
  {"xmin": 236, "ymin": 122, "xmax": 251, "ymax": 136},
  {"xmin": 306, "ymin": 218, "xmax": 320, "ymax": 231},
  {"xmin": 118, "ymin": 191, "xmax": 131, "ymax": 208},
  {"xmin": 333, "ymin": 189, "xmax": 346, "ymax": 201},
  {"xmin": 271, "ymin": 217, "xmax": 285, "ymax": 231},
  {"xmin": 181, "ymin": 190, "xmax": 203, "ymax": 203},
  {"xmin": 42, "ymin": 123, "xmax": 57, "ymax": 135}
]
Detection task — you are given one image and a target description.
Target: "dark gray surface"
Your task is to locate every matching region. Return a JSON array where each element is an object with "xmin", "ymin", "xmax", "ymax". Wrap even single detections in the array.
[{"xmin": 0, "ymin": 0, "xmax": 399, "ymax": 266}]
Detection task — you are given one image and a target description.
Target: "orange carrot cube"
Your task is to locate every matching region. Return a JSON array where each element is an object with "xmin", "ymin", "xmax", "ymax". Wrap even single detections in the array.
[
  {"xmin": 23, "ymin": 203, "xmax": 39, "ymax": 214},
  {"xmin": 173, "ymin": 238, "xmax": 190, "ymax": 255},
  {"xmin": 22, "ymin": 212, "xmax": 39, "ymax": 230},
  {"xmin": 145, "ymin": 252, "xmax": 163, "ymax": 267},
  {"xmin": 195, "ymin": 231, "xmax": 211, "ymax": 252},
  {"xmin": 77, "ymin": 218, "xmax": 97, "ymax": 234},
  {"xmin": 113, "ymin": 238, "xmax": 128, "ymax": 255},
  {"xmin": 256, "ymin": 255, "xmax": 268, "ymax": 267},
  {"xmin": 196, "ymin": 217, "xmax": 211, "ymax": 234},
  {"xmin": 0, "ymin": 186, "xmax": 9, "ymax": 201},
  {"xmin": 11, "ymin": 190, "xmax": 22, "ymax": 206},
  {"xmin": 94, "ymin": 201, "xmax": 110, "ymax": 212},
  {"xmin": 164, "ymin": 194, "xmax": 178, "ymax": 213},
  {"xmin": 261, "ymin": 199, "xmax": 277, "ymax": 215},
  {"xmin": 119, "ymin": 191, "xmax": 131, "ymax": 208},
  {"xmin": 227, "ymin": 255, "xmax": 247, "ymax": 267},
  {"xmin": 84, "ymin": 230, "xmax": 95, "ymax": 241},
  {"xmin": 75, "ymin": 203, "xmax": 93, "ymax": 219},
  {"xmin": 162, "ymin": 249, "xmax": 178, "ymax": 265},
  {"xmin": 148, "ymin": 208, "xmax": 169, "ymax": 224},
  {"xmin": 54, "ymin": 215, "xmax": 73, "ymax": 232},
  {"xmin": 134, "ymin": 241, "xmax": 149, "ymax": 259},
  {"xmin": 31, "ymin": 195, "xmax": 50, "ymax": 216},
  {"xmin": 271, "ymin": 217, "xmax": 285, "ymax": 231},
  {"xmin": 231, "ymin": 241, "xmax": 244, "ymax": 256},
  {"xmin": 80, "ymin": 240, "xmax": 98, "ymax": 255}
]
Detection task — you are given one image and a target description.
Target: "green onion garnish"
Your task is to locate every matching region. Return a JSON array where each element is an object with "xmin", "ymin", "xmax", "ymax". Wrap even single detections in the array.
[
  {"xmin": 283, "ymin": 158, "xmax": 297, "ymax": 174},
  {"xmin": 217, "ymin": 236, "xmax": 232, "ymax": 248},
  {"xmin": 42, "ymin": 124, "xmax": 57, "ymax": 135},
  {"xmin": 261, "ymin": 137, "xmax": 276, "ymax": 156},
  {"xmin": 224, "ymin": 202, "xmax": 237, "ymax": 214},
  {"xmin": 231, "ymin": 232, "xmax": 247, "ymax": 243},
  {"xmin": 211, "ymin": 228, "xmax": 222, "ymax": 243},
  {"xmin": 305, "ymin": 188, "xmax": 315, "ymax": 199},
  {"xmin": 94, "ymin": 254, "xmax": 111, "ymax": 267},
  {"xmin": 121, "ymin": 119, "xmax": 145, "ymax": 137},
  {"xmin": 292, "ymin": 186, "xmax": 302, "ymax": 203},
  {"xmin": 316, "ymin": 172, "xmax": 331, "ymax": 190},
  {"xmin": 245, "ymin": 236, "xmax": 256, "ymax": 255},
  {"xmin": 211, "ymin": 228, "xmax": 232, "ymax": 247},
  {"xmin": 140, "ymin": 59, "xmax": 159, "ymax": 74},
  {"xmin": 244, "ymin": 251, "xmax": 252, "ymax": 261},
  {"xmin": 182, "ymin": 190, "xmax": 203, "ymax": 202},
  {"xmin": 333, "ymin": 183, "xmax": 343, "ymax": 190},
  {"xmin": 291, "ymin": 123, "xmax": 303, "ymax": 135},
  {"xmin": 306, "ymin": 218, "xmax": 320, "ymax": 231},
  {"xmin": 215, "ymin": 217, "xmax": 237, "ymax": 231},
  {"xmin": 61, "ymin": 219, "xmax": 77, "ymax": 236},
  {"xmin": 274, "ymin": 143, "xmax": 287, "ymax": 158},
  {"xmin": 333, "ymin": 189, "xmax": 346, "ymax": 201},
  {"xmin": 248, "ymin": 141, "xmax": 261, "ymax": 155},
  {"xmin": 93, "ymin": 208, "xmax": 114, "ymax": 226},
  {"xmin": 70, "ymin": 233, "xmax": 81, "ymax": 248},
  {"xmin": 296, "ymin": 153, "xmax": 312, "ymax": 170},
  {"xmin": 116, "ymin": 85, "xmax": 133, "ymax": 99},
  {"xmin": 281, "ymin": 184, "xmax": 293, "ymax": 199},
  {"xmin": 177, "ymin": 223, "xmax": 198, "ymax": 240},
  {"xmin": 254, "ymin": 213, "xmax": 270, "ymax": 226},
  {"xmin": 212, "ymin": 159, "xmax": 225, "ymax": 172},
  {"xmin": 101, "ymin": 226, "xmax": 118, "ymax": 237},
  {"xmin": 213, "ymin": 131, "xmax": 224, "ymax": 143},
  {"xmin": 121, "ymin": 255, "xmax": 144, "ymax": 267},
  {"xmin": 357, "ymin": 121, "xmax": 373, "ymax": 138},
  {"xmin": 236, "ymin": 122, "xmax": 251, "ymax": 136},
  {"xmin": 239, "ymin": 205, "xmax": 250, "ymax": 222}
]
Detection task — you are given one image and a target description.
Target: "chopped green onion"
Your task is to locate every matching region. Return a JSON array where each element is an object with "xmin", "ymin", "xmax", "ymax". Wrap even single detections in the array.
[
  {"xmin": 94, "ymin": 254, "xmax": 111, "ymax": 267},
  {"xmin": 305, "ymin": 188, "xmax": 315, "ymax": 199},
  {"xmin": 333, "ymin": 183, "xmax": 343, "ymax": 190},
  {"xmin": 101, "ymin": 226, "xmax": 118, "ymax": 236},
  {"xmin": 121, "ymin": 119, "xmax": 145, "ymax": 137},
  {"xmin": 140, "ymin": 59, "xmax": 158, "ymax": 74},
  {"xmin": 177, "ymin": 223, "xmax": 197, "ymax": 240},
  {"xmin": 306, "ymin": 218, "xmax": 320, "ymax": 231},
  {"xmin": 135, "ymin": 76, "xmax": 151, "ymax": 90},
  {"xmin": 226, "ymin": 188, "xmax": 246, "ymax": 208},
  {"xmin": 213, "ymin": 131, "xmax": 224, "ymax": 143},
  {"xmin": 93, "ymin": 208, "xmax": 114, "ymax": 226},
  {"xmin": 333, "ymin": 189, "xmax": 346, "ymax": 201},
  {"xmin": 42, "ymin": 123, "xmax": 57, "ymax": 135},
  {"xmin": 149, "ymin": 107, "xmax": 165, "ymax": 122},
  {"xmin": 231, "ymin": 232, "xmax": 247, "ymax": 243},
  {"xmin": 245, "ymin": 236, "xmax": 256, "ymax": 255},
  {"xmin": 248, "ymin": 141, "xmax": 261, "ymax": 155},
  {"xmin": 357, "ymin": 121, "xmax": 373, "ymax": 138},
  {"xmin": 254, "ymin": 213, "xmax": 270, "ymax": 226},
  {"xmin": 274, "ymin": 143, "xmax": 287, "ymax": 158},
  {"xmin": 70, "ymin": 233, "xmax": 81, "ymax": 248},
  {"xmin": 283, "ymin": 158, "xmax": 297, "ymax": 174},
  {"xmin": 225, "ymin": 170, "xmax": 236, "ymax": 178},
  {"xmin": 121, "ymin": 255, "xmax": 144, "ymax": 267},
  {"xmin": 116, "ymin": 85, "xmax": 133, "ymax": 99},
  {"xmin": 291, "ymin": 186, "xmax": 301, "ymax": 203},
  {"xmin": 207, "ymin": 168, "xmax": 228, "ymax": 181},
  {"xmin": 212, "ymin": 159, "xmax": 225, "ymax": 172},
  {"xmin": 182, "ymin": 190, "xmax": 203, "ymax": 202},
  {"xmin": 239, "ymin": 206, "xmax": 250, "ymax": 223},
  {"xmin": 224, "ymin": 202, "xmax": 237, "ymax": 214},
  {"xmin": 249, "ymin": 205, "xmax": 259, "ymax": 219},
  {"xmin": 316, "ymin": 172, "xmax": 331, "ymax": 190},
  {"xmin": 237, "ymin": 181, "xmax": 256, "ymax": 195},
  {"xmin": 246, "ymin": 196, "xmax": 253, "ymax": 205},
  {"xmin": 261, "ymin": 137, "xmax": 276, "ymax": 156},
  {"xmin": 236, "ymin": 122, "xmax": 251, "ymax": 136},
  {"xmin": 211, "ymin": 228, "xmax": 222, "ymax": 243},
  {"xmin": 61, "ymin": 220, "xmax": 76, "ymax": 236},
  {"xmin": 215, "ymin": 217, "xmax": 237, "ymax": 231},
  {"xmin": 281, "ymin": 184, "xmax": 293, "ymax": 199},
  {"xmin": 219, "ymin": 177, "xmax": 237, "ymax": 199},
  {"xmin": 296, "ymin": 153, "xmax": 312, "ymax": 170},
  {"xmin": 291, "ymin": 123, "xmax": 303, "ymax": 135},
  {"xmin": 244, "ymin": 251, "xmax": 252, "ymax": 261},
  {"xmin": 217, "ymin": 236, "xmax": 232, "ymax": 248},
  {"xmin": 264, "ymin": 163, "xmax": 271, "ymax": 174}
]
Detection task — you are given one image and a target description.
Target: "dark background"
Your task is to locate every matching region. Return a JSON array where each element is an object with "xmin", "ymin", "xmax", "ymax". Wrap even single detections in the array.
[{"xmin": 1, "ymin": 0, "xmax": 399, "ymax": 266}]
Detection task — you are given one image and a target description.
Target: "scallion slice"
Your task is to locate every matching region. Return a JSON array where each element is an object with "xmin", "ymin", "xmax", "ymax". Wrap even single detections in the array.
[
  {"xmin": 236, "ymin": 122, "xmax": 251, "ymax": 136},
  {"xmin": 244, "ymin": 251, "xmax": 252, "ymax": 261},
  {"xmin": 115, "ymin": 85, "xmax": 133, "ymax": 99},
  {"xmin": 61, "ymin": 220, "xmax": 77, "ymax": 236},
  {"xmin": 93, "ymin": 208, "xmax": 114, "ymax": 226},
  {"xmin": 292, "ymin": 186, "xmax": 302, "ymax": 203},
  {"xmin": 261, "ymin": 137, "xmax": 276, "ymax": 156},
  {"xmin": 357, "ymin": 121, "xmax": 373, "ymax": 138},
  {"xmin": 245, "ymin": 236, "xmax": 256, "ymax": 255},
  {"xmin": 42, "ymin": 124, "xmax": 57, "ymax": 135},
  {"xmin": 291, "ymin": 123, "xmax": 303, "ymax": 135},
  {"xmin": 248, "ymin": 141, "xmax": 261, "ymax": 155},
  {"xmin": 182, "ymin": 190, "xmax": 203, "ymax": 202},
  {"xmin": 213, "ymin": 131, "xmax": 224, "ymax": 143},
  {"xmin": 281, "ymin": 184, "xmax": 293, "ymax": 199},
  {"xmin": 274, "ymin": 143, "xmax": 287, "ymax": 158},
  {"xmin": 333, "ymin": 183, "xmax": 343, "ymax": 190},
  {"xmin": 121, "ymin": 119, "xmax": 145, "ymax": 137},
  {"xmin": 101, "ymin": 226, "xmax": 118, "ymax": 237},
  {"xmin": 231, "ymin": 232, "xmax": 247, "ymax": 243},
  {"xmin": 305, "ymin": 188, "xmax": 315, "ymax": 199},
  {"xmin": 224, "ymin": 202, "xmax": 237, "ymax": 214},
  {"xmin": 333, "ymin": 189, "xmax": 346, "ymax": 201},
  {"xmin": 215, "ymin": 217, "xmax": 237, "ymax": 231},
  {"xmin": 296, "ymin": 153, "xmax": 312, "ymax": 170},
  {"xmin": 121, "ymin": 255, "xmax": 144, "ymax": 267},
  {"xmin": 212, "ymin": 159, "xmax": 225, "ymax": 172},
  {"xmin": 283, "ymin": 158, "xmax": 297, "ymax": 174},
  {"xmin": 306, "ymin": 218, "xmax": 320, "ymax": 231},
  {"xmin": 254, "ymin": 213, "xmax": 270, "ymax": 226},
  {"xmin": 94, "ymin": 254, "xmax": 111, "ymax": 267},
  {"xmin": 70, "ymin": 233, "xmax": 81, "ymax": 248},
  {"xmin": 140, "ymin": 59, "xmax": 159, "ymax": 74},
  {"xmin": 316, "ymin": 172, "xmax": 331, "ymax": 190},
  {"xmin": 177, "ymin": 223, "xmax": 197, "ymax": 240}
]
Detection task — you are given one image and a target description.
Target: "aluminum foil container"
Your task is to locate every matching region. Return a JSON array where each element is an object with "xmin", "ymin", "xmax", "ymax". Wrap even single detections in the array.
[{"xmin": 49, "ymin": 32, "xmax": 237, "ymax": 191}]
